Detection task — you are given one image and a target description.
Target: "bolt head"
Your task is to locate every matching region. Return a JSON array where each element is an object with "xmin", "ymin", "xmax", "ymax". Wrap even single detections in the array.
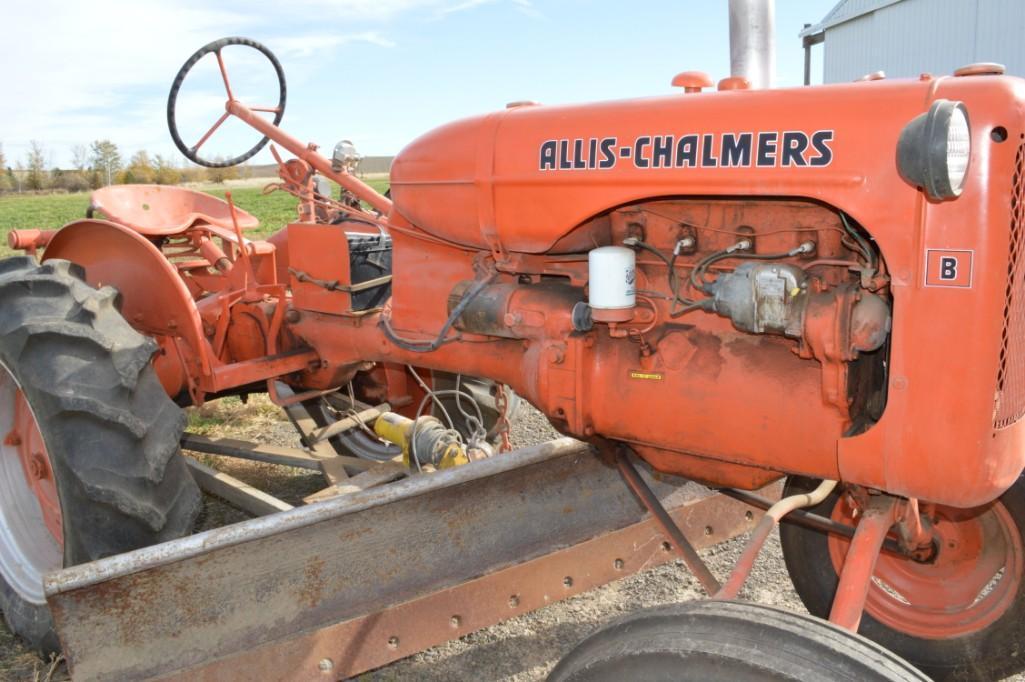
[{"xmin": 29, "ymin": 453, "xmax": 48, "ymax": 480}]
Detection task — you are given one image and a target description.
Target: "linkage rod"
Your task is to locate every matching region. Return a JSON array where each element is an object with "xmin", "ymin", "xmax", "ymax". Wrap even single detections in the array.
[
  {"xmin": 613, "ymin": 444, "xmax": 721, "ymax": 594},
  {"xmin": 718, "ymin": 487, "xmax": 903, "ymax": 555},
  {"xmin": 227, "ymin": 100, "xmax": 393, "ymax": 215}
]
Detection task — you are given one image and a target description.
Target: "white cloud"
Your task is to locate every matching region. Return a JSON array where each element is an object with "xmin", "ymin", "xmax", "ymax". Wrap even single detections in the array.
[
  {"xmin": 1, "ymin": 0, "xmax": 254, "ymax": 160},
  {"xmin": 252, "ymin": 0, "xmax": 455, "ymax": 22},
  {"xmin": 511, "ymin": 0, "xmax": 543, "ymax": 19},
  {"xmin": 438, "ymin": 0, "xmax": 539, "ymax": 16},
  {"xmin": 270, "ymin": 32, "xmax": 397, "ymax": 59},
  {"xmin": 0, "ymin": 0, "xmax": 528, "ymax": 165},
  {"xmin": 0, "ymin": 0, "xmax": 406, "ymax": 164},
  {"xmin": 256, "ymin": 0, "xmax": 526, "ymax": 22},
  {"xmin": 439, "ymin": 0, "xmax": 496, "ymax": 15}
]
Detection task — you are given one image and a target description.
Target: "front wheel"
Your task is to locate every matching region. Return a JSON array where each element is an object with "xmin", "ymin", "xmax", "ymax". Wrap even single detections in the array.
[
  {"xmin": 780, "ymin": 476, "xmax": 1025, "ymax": 681},
  {"xmin": 548, "ymin": 600, "xmax": 927, "ymax": 681},
  {"xmin": 0, "ymin": 257, "xmax": 201, "ymax": 653}
]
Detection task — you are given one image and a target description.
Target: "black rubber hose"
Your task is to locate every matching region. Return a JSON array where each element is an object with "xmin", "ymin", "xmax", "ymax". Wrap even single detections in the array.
[
  {"xmin": 380, "ymin": 274, "xmax": 497, "ymax": 353},
  {"xmin": 690, "ymin": 250, "xmax": 734, "ymax": 293},
  {"xmin": 627, "ymin": 240, "xmax": 699, "ymax": 315},
  {"xmin": 691, "ymin": 248, "xmax": 800, "ymax": 294},
  {"xmin": 840, "ymin": 212, "xmax": 877, "ymax": 272}
]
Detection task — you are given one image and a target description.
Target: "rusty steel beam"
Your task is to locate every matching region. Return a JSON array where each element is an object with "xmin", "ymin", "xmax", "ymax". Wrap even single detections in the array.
[
  {"xmin": 181, "ymin": 433, "xmax": 326, "ymax": 470},
  {"xmin": 180, "ymin": 432, "xmax": 391, "ymax": 477},
  {"xmin": 308, "ymin": 403, "xmax": 388, "ymax": 444},
  {"xmin": 184, "ymin": 459, "xmax": 294, "ymax": 517},
  {"xmin": 172, "ymin": 485, "xmax": 768, "ymax": 681},
  {"xmin": 45, "ymin": 438, "xmax": 777, "ymax": 681},
  {"xmin": 209, "ymin": 348, "xmax": 320, "ymax": 391}
]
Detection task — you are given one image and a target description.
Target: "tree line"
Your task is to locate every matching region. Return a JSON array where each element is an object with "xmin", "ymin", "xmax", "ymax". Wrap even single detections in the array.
[{"xmin": 0, "ymin": 140, "xmax": 246, "ymax": 194}]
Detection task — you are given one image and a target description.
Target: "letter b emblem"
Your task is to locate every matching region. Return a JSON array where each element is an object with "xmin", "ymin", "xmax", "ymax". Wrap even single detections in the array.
[{"xmin": 926, "ymin": 250, "xmax": 973, "ymax": 288}]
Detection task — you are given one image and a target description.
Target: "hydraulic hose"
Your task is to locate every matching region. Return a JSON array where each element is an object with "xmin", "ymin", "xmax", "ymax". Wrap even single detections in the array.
[{"xmin": 715, "ymin": 479, "xmax": 838, "ymax": 600}]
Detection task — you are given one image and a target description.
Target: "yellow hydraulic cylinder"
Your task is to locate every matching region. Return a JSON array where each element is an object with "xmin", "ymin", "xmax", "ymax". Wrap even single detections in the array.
[{"xmin": 373, "ymin": 412, "xmax": 469, "ymax": 469}]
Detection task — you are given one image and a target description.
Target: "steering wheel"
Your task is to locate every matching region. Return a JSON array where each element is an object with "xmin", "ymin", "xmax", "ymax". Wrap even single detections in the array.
[{"xmin": 166, "ymin": 37, "xmax": 287, "ymax": 168}]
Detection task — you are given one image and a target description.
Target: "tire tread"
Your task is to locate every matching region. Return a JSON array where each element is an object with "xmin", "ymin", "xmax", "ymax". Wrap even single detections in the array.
[{"xmin": 0, "ymin": 257, "xmax": 200, "ymax": 654}]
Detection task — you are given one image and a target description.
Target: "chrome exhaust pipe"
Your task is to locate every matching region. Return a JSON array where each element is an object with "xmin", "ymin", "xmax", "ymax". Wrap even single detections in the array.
[{"xmin": 729, "ymin": 0, "xmax": 775, "ymax": 89}]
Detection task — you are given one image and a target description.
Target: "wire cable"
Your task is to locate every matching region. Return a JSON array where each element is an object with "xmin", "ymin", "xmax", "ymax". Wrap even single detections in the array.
[
  {"xmin": 840, "ymin": 212, "xmax": 877, "ymax": 274},
  {"xmin": 453, "ymin": 375, "xmax": 487, "ymax": 443},
  {"xmin": 624, "ymin": 238, "xmax": 700, "ymax": 317},
  {"xmin": 406, "ymin": 366, "xmax": 456, "ymax": 430},
  {"xmin": 381, "ymin": 274, "xmax": 497, "ymax": 353}
]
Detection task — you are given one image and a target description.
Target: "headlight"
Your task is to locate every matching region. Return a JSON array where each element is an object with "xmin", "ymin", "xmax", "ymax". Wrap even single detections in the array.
[
  {"xmin": 332, "ymin": 139, "xmax": 362, "ymax": 173},
  {"xmin": 896, "ymin": 99, "xmax": 971, "ymax": 200}
]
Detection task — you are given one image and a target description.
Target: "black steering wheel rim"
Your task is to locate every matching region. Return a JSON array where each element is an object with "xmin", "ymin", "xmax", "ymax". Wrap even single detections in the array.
[{"xmin": 167, "ymin": 36, "xmax": 287, "ymax": 168}]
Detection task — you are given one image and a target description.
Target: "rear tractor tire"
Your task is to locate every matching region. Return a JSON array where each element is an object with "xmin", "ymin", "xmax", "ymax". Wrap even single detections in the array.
[
  {"xmin": 548, "ymin": 600, "xmax": 927, "ymax": 681},
  {"xmin": 0, "ymin": 257, "xmax": 201, "ymax": 654}
]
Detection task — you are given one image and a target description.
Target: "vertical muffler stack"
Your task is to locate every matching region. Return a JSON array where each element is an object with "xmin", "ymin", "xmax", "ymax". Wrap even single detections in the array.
[{"xmin": 728, "ymin": 0, "xmax": 775, "ymax": 89}]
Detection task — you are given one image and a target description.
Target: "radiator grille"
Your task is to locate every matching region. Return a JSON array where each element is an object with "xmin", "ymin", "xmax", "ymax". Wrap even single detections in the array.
[{"xmin": 994, "ymin": 143, "xmax": 1025, "ymax": 429}]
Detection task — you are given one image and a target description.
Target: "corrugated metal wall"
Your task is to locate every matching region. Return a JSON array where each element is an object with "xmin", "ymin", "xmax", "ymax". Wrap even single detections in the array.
[
  {"xmin": 358, "ymin": 157, "xmax": 394, "ymax": 174},
  {"xmin": 823, "ymin": 0, "xmax": 1025, "ymax": 82}
]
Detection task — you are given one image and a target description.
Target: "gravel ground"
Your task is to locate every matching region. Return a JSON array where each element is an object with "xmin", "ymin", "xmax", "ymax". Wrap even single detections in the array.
[
  {"xmin": 0, "ymin": 398, "xmax": 1019, "ymax": 681},
  {"xmin": 363, "ymin": 522, "xmax": 800, "ymax": 681}
]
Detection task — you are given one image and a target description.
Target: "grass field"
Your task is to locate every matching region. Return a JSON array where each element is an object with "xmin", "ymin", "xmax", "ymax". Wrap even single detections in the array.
[{"xmin": 0, "ymin": 178, "xmax": 390, "ymax": 256}]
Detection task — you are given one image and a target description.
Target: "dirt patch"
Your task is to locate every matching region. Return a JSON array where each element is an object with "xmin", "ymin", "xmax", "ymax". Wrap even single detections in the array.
[
  {"xmin": 185, "ymin": 396, "xmax": 326, "ymax": 529},
  {"xmin": 0, "ymin": 631, "xmax": 62, "ymax": 681}
]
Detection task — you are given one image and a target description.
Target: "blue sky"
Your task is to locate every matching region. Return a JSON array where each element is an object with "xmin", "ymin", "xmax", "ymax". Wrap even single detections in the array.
[{"xmin": 2, "ymin": 0, "xmax": 837, "ymax": 168}]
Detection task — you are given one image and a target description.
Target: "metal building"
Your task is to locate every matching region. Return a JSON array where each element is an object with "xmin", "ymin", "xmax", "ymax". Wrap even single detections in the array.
[{"xmin": 800, "ymin": 0, "xmax": 1025, "ymax": 83}]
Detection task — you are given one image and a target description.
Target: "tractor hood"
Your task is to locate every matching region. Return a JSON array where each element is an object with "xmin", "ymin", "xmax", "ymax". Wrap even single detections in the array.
[{"xmin": 389, "ymin": 75, "xmax": 1024, "ymax": 254}]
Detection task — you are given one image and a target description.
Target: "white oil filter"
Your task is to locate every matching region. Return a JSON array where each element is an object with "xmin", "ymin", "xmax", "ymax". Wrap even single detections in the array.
[{"xmin": 588, "ymin": 246, "xmax": 636, "ymax": 320}]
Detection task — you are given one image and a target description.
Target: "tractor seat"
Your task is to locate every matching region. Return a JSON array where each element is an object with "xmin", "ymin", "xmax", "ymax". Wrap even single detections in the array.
[{"xmin": 88, "ymin": 185, "xmax": 259, "ymax": 236}]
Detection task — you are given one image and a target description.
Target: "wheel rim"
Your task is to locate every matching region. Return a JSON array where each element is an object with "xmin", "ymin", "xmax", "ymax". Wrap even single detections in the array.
[
  {"xmin": 828, "ymin": 494, "xmax": 1024, "ymax": 639},
  {"xmin": 0, "ymin": 361, "xmax": 62, "ymax": 604}
]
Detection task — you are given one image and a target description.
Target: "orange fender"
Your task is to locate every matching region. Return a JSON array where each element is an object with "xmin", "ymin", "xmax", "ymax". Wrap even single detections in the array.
[{"xmin": 42, "ymin": 219, "xmax": 208, "ymax": 398}]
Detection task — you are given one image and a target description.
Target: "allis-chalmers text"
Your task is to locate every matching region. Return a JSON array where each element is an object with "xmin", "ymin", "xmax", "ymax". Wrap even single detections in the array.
[{"xmin": 538, "ymin": 131, "xmax": 835, "ymax": 171}]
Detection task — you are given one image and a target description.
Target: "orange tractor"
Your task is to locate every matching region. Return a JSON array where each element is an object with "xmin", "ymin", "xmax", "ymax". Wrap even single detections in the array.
[{"xmin": 2, "ymin": 27, "xmax": 1025, "ymax": 681}]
